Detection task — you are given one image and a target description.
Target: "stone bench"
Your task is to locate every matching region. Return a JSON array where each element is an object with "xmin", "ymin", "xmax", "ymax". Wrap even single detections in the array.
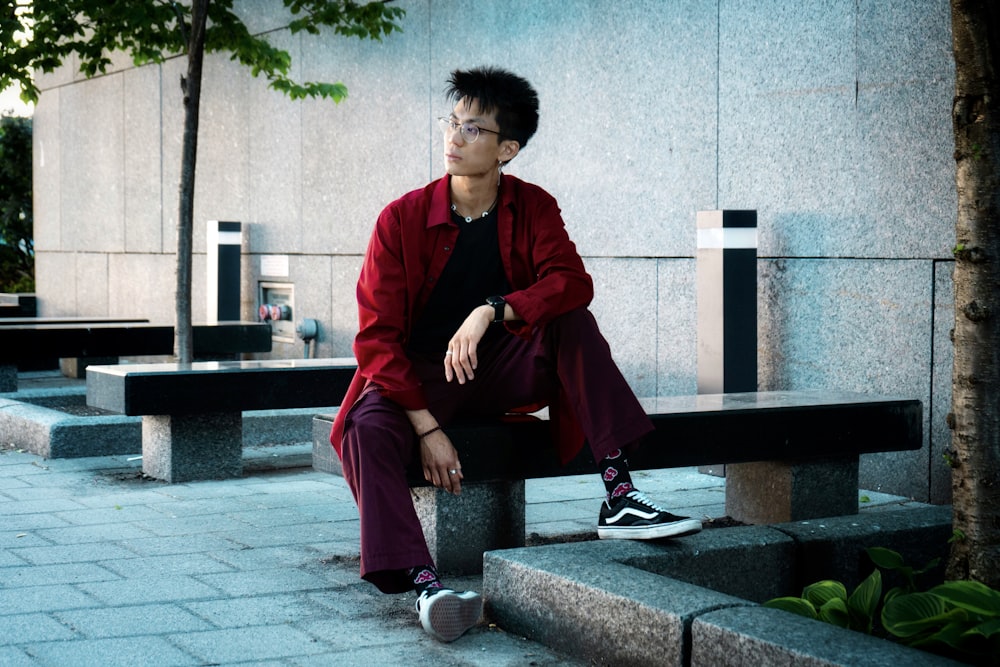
[
  {"xmin": 0, "ymin": 320, "xmax": 271, "ymax": 391},
  {"xmin": 312, "ymin": 390, "xmax": 922, "ymax": 573},
  {"xmin": 86, "ymin": 358, "xmax": 358, "ymax": 482}
]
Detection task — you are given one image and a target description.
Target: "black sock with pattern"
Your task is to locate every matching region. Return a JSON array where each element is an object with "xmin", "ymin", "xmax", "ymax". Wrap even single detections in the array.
[
  {"xmin": 599, "ymin": 449, "xmax": 634, "ymax": 503},
  {"xmin": 408, "ymin": 565, "xmax": 444, "ymax": 595}
]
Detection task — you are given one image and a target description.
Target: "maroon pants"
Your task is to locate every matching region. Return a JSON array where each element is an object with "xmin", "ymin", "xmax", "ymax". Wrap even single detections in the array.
[{"xmin": 340, "ymin": 308, "xmax": 653, "ymax": 593}]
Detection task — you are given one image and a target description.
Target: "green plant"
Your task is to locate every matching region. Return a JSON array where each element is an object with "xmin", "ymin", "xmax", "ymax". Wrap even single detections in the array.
[{"xmin": 765, "ymin": 547, "xmax": 1000, "ymax": 664}]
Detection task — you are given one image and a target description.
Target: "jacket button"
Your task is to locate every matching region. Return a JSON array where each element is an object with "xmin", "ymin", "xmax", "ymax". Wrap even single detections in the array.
[{"xmin": 444, "ymin": 246, "xmax": 451, "ymax": 251}]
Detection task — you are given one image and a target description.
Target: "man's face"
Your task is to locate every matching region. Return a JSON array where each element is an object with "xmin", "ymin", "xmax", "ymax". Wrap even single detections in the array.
[{"xmin": 442, "ymin": 98, "xmax": 506, "ymax": 178}]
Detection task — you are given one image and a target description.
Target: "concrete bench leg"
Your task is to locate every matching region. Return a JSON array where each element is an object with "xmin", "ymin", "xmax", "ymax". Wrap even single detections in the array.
[
  {"xmin": 412, "ymin": 481, "xmax": 526, "ymax": 575},
  {"xmin": 724, "ymin": 457, "xmax": 860, "ymax": 524},
  {"xmin": 142, "ymin": 411, "xmax": 242, "ymax": 483}
]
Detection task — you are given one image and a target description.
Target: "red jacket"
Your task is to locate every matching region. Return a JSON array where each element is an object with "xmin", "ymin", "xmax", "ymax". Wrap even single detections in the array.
[{"xmin": 331, "ymin": 174, "xmax": 594, "ymax": 462}]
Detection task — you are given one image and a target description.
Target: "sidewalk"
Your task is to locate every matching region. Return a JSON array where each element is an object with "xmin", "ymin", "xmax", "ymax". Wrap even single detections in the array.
[{"xmin": 0, "ymin": 374, "xmax": 923, "ymax": 666}]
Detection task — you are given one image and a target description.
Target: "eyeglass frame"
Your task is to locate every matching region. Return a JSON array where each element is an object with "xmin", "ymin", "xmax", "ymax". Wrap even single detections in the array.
[{"xmin": 437, "ymin": 116, "xmax": 502, "ymax": 144}]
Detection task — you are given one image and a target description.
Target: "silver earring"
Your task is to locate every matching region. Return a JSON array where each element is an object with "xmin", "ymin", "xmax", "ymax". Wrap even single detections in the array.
[{"xmin": 498, "ymin": 161, "xmax": 505, "ymax": 176}]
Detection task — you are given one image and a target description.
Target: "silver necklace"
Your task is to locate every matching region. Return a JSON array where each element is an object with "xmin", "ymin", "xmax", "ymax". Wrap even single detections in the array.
[{"xmin": 451, "ymin": 195, "xmax": 498, "ymax": 223}]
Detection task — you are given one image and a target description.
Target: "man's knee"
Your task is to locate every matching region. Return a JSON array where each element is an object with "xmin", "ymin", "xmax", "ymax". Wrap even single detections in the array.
[{"xmin": 343, "ymin": 392, "xmax": 413, "ymax": 460}]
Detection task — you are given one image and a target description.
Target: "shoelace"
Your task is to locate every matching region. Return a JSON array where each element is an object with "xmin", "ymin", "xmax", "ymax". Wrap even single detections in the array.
[{"xmin": 627, "ymin": 490, "xmax": 667, "ymax": 513}]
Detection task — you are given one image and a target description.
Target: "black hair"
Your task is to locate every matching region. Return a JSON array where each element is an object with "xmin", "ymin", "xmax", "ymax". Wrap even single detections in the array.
[{"xmin": 445, "ymin": 66, "xmax": 540, "ymax": 148}]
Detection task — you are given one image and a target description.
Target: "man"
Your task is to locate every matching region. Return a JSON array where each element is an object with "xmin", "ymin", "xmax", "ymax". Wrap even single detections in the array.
[{"xmin": 331, "ymin": 66, "xmax": 702, "ymax": 643}]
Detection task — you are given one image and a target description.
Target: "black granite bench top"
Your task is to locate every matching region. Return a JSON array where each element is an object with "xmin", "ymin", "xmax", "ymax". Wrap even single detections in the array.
[
  {"xmin": 312, "ymin": 390, "xmax": 923, "ymax": 484},
  {"xmin": 0, "ymin": 317, "xmax": 149, "ymax": 326},
  {"xmin": 86, "ymin": 357, "xmax": 358, "ymax": 415},
  {"xmin": 415, "ymin": 391, "xmax": 922, "ymax": 483},
  {"xmin": 1, "ymin": 321, "xmax": 272, "ymax": 362}
]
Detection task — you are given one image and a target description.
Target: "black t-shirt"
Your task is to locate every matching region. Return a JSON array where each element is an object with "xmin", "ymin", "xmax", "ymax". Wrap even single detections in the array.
[{"xmin": 407, "ymin": 208, "xmax": 511, "ymax": 354}]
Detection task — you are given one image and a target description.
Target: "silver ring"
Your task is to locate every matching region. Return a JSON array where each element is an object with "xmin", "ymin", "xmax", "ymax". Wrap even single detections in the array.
[
  {"xmin": 449, "ymin": 469, "xmax": 457, "ymax": 475},
  {"xmin": 445, "ymin": 350, "xmax": 453, "ymax": 356}
]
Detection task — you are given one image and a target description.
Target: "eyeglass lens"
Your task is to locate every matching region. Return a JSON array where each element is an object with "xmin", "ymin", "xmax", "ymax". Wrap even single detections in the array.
[{"xmin": 438, "ymin": 117, "xmax": 480, "ymax": 143}]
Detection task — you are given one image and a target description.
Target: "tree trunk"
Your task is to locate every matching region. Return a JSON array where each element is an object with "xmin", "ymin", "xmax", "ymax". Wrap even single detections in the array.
[
  {"xmin": 947, "ymin": 0, "xmax": 1000, "ymax": 588},
  {"xmin": 175, "ymin": 0, "xmax": 209, "ymax": 363}
]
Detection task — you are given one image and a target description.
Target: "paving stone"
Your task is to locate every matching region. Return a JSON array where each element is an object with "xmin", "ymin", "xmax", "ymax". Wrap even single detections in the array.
[
  {"xmin": 52, "ymin": 504, "xmax": 182, "ymax": 526},
  {"xmin": 183, "ymin": 593, "xmax": 329, "ymax": 628},
  {"xmin": 0, "ymin": 646, "xmax": 36, "ymax": 667},
  {"xmin": 77, "ymin": 575, "xmax": 225, "ymax": 606},
  {"xmin": 1, "ymin": 613, "xmax": 78, "ymax": 642},
  {"xmin": 116, "ymin": 534, "xmax": 240, "ymax": 557},
  {"xmin": 23, "ymin": 636, "xmax": 201, "ymax": 667},
  {"xmin": 98, "ymin": 553, "xmax": 237, "ymax": 578},
  {"xmin": 196, "ymin": 568, "xmax": 336, "ymax": 597},
  {"xmin": 34, "ymin": 522, "xmax": 156, "ymax": 545},
  {"xmin": 55, "ymin": 603, "xmax": 214, "ymax": 638},
  {"xmin": 167, "ymin": 625, "xmax": 330, "ymax": 663},
  {"xmin": 0, "ymin": 584, "xmax": 101, "ymax": 615},
  {"xmin": 0, "ymin": 562, "xmax": 119, "ymax": 587},
  {"xmin": 10, "ymin": 542, "xmax": 138, "ymax": 566}
]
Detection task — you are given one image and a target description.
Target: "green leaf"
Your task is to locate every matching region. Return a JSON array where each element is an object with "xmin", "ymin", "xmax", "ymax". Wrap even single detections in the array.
[
  {"xmin": 848, "ymin": 569, "xmax": 882, "ymax": 633},
  {"xmin": 929, "ymin": 581, "xmax": 1000, "ymax": 617},
  {"xmin": 803, "ymin": 580, "xmax": 847, "ymax": 609},
  {"xmin": 964, "ymin": 617, "xmax": 1000, "ymax": 639},
  {"xmin": 911, "ymin": 620, "xmax": 975, "ymax": 650},
  {"xmin": 819, "ymin": 596, "xmax": 850, "ymax": 628},
  {"xmin": 866, "ymin": 547, "xmax": 905, "ymax": 570},
  {"xmin": 763, "ymin": 597, "xmax": 818, "ymax": 620},
  {"xmin": 882, "ymin": 592, "xmax": 966, "ymax": 639}
]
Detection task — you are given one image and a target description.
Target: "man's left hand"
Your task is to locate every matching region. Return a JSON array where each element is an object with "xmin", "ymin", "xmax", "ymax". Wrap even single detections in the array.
[{"xmin": 444, "ymin": 305, "xmax": 492, "ymax": 384}]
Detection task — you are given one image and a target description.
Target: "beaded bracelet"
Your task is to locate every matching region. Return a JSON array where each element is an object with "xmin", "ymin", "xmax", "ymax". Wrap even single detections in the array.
[{"xmin": 418, "ymin": 426, "xmax": 442, "ymax": 439}]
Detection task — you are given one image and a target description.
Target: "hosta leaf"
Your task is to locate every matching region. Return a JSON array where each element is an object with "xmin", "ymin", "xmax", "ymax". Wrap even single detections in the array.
[
  {"xmin": 929, "ymin": 581, "xmax": 1000, "ymax": 617},
  {"xmin": 849, "ymin": 570, "xmax": 882, "ymax": 617},
  {"xmin": 964, "ymin": 617, "xmax": 1000, "ymax": 639},
  {"xmin": 883, "ymin": 592, "xmax": 966, "ymax": 638},
  {"xmin": 819, "ymin": 596, "xmax": 850, "ymax": 628},
  {"xmin": 763, "ymin": 597, "xmax": 818, "ymax": 620},
  {"xmin": 803, "ymin": 580, "xmax": 847, "ymax": 608},
  {"xmin": 866, "ymin": 547, "xmax": 905, "ymax": 570}
]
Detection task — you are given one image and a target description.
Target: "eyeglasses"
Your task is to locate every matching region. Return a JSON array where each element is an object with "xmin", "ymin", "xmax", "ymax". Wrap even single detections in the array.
[{"xmin": 437, "ymin": 117, "xmax": 501, "ymax": 144}]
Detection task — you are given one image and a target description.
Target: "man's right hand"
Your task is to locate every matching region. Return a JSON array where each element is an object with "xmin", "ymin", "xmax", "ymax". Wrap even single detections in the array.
[{"xmin": 419, "ymin": 429, "xmax": 463, "ymax": 495}]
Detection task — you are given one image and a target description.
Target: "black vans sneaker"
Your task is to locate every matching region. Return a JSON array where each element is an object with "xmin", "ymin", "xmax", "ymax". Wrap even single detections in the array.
[
  {"xmin": 597, "ymin": 490, "xmax": 703, "ymax": 540},
  {"xmin": 414, "ymin": 588, "xmax": 482, "ymax": 642}
]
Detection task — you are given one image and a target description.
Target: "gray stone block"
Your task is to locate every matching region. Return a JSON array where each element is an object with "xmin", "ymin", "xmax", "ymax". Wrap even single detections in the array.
[
  {"xmin": 311, "ymin": 413, "xmax": 341, "ymax": 475},
  {"xmin": 0, "ymin": 392, "xmax": 139, "ymax": 458},
  {"xmin": 413, "ymin": 481, "xmax": 525, "ymax": 576},
  {"xmin": 614, "ymin": 525, "xmax": 797, "ymax": 603},
  {"xmin": 484, "ymin": 540, "xmax": 751, "ymax": 667},
  {"xmin": 142, "ymin": 412, "xmax": 242, "ymax": 482},
  {"xmin": 691, "ymin": 606, "xmax": 963, "ymax": 667},
  {"xmin": 773, "ymin": 505, "xmax": 953, "ymax": 594},
  {"xmin": 725, "ymin": 458, "xmax": 860, "ymax": 524}
]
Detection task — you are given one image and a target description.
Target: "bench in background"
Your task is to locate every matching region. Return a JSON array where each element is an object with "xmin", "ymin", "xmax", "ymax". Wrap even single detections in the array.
[
  {"xmin": 0, "ymin": 321, "xmax": 271, "ymax": 391},
  {"xmin": 86, "ymin": 358, "xmax": 358, "ymax": 482},
  {"xmin": 313, "ymin": 390, "xmax": 922, "ymax": 574}
]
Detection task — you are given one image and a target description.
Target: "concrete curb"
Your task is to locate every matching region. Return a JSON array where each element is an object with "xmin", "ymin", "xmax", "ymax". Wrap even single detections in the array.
[
  {"xmin": 484, "ymin": 505, "xmax": 959, "ymax": 666},
  {"xmin": 0, "ymin": 387, "xmax": 325, "ymax": 459}
]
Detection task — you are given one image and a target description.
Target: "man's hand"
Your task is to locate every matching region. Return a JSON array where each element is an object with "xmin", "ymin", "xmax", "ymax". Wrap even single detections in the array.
[
  {"xmin": 445, "ymin": 305, "xmax": 492, "ymax": 384},
  {"xmin": 419, "ymin": 428, "xmax": 463, "ymax": 495}
]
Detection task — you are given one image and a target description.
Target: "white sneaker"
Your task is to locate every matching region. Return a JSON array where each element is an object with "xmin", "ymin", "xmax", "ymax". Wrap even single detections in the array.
[{"xmin": 414, "ymin": 588, "xmax": 483, "ymax": 642}]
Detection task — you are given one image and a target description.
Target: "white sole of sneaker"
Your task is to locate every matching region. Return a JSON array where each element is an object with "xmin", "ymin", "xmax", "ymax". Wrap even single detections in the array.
[
  {"xmin": 597, "ymin": 518, "xmax": 703, "ymax": 540},
  {"xmin": 420, "ymin": 591, "xmax": 483, "ymax": 642}
]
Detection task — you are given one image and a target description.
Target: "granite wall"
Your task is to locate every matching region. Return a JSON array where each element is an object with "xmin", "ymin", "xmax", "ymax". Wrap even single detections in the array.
[{"xmin": 31, "ymin": 0, "xmax": 956, "ymax": 502}]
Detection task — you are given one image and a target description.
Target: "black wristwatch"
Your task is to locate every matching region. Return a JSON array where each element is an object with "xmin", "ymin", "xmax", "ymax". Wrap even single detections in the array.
[{"xmin": 486, "ymin": 295, "xmax": 506, "ymax": 323}]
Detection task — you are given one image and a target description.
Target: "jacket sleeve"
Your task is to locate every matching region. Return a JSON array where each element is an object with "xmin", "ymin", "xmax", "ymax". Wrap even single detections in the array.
[
  {"xmin": 353, "ymin": 206, "xmax": 428, "ymax": 410},
  {"xmin": 504, "ymin": 191, "xmax": 594, "ymax": 336}
]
